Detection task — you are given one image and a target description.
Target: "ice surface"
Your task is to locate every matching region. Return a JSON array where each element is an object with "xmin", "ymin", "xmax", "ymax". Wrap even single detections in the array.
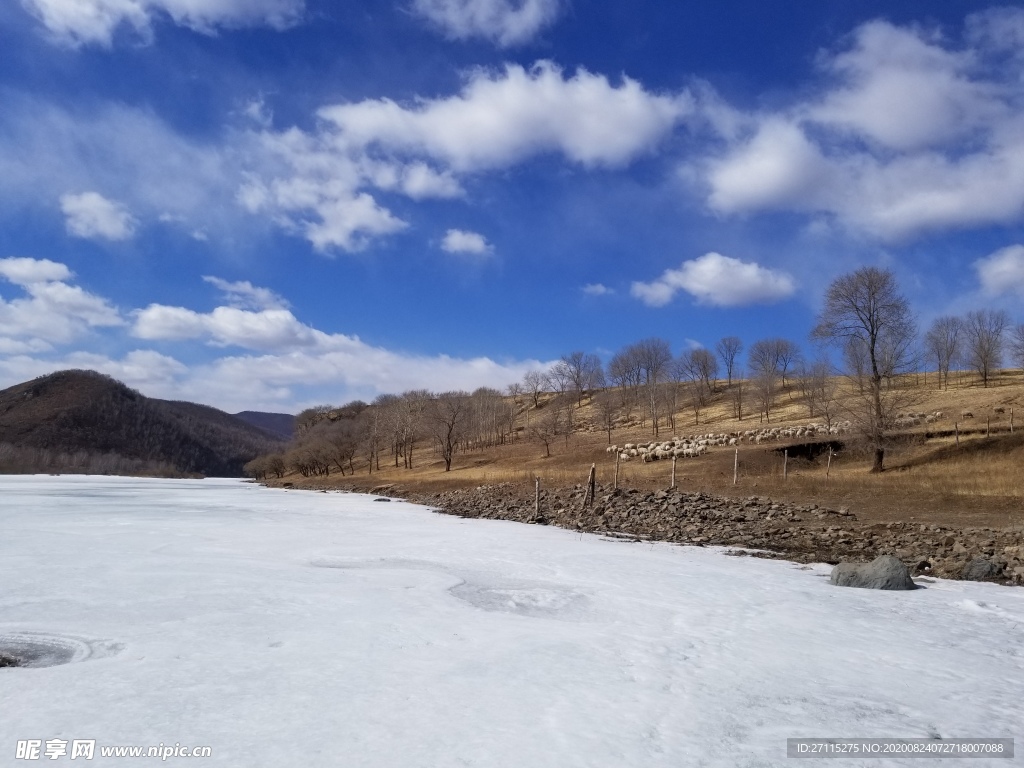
[{"xmin": 1, "ymin": 476, "xmax": 1021, "ymax": 766}]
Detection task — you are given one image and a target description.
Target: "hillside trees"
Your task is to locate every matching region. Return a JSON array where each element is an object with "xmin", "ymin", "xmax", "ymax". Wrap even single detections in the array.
[
  {"xmin": 924, "ymin": 316, "xmax": 963, "ymax": 390},
  {"xmin": 812, "ymin": 267, "xmax": 917, "ymax": 472},
  {"xmin": 715, "ymin": 336, "xmax": 743, "ymax": 386},
  {"xmin": 964, "ymin": 309, "xmax": 1011, "ymax": 387},
  {"xmin": 425, "ymin": 391, "xmax": 470, "ymax": 472}
]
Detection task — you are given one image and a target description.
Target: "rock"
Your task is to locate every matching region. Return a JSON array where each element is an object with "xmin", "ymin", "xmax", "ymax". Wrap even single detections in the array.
[
  {"xmin": 961, "ymin": 558, "xmax": 1002, "ymax": 581},
  {"xmin": 830, "ymin": 555, "xmax": 916, "ymax": 590}
]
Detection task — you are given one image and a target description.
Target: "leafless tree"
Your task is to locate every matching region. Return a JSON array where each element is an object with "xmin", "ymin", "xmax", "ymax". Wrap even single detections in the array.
[
  {"xmin": 608, "ymin": 346, "xmax": 643, "ymax": 415},
  {"xmin": 559, "ymin": 351, "xmax": 605, "ymax": 405},
  {"xmin": 633, "ymin": 337, "xmax": 673, "ymax": 437},
  {"xmin": 797, "ymin": 358, "xmax": 839, "ymax": 428},
  {"xmin": 1010, "ymin": 324, "xmax": 1024, "ymax": 371},
  {"xmin": 522, "ymin": 370, "xmax": 548, "ymax": 409},
  {"xmin": 679, "ymin": 348, "xmax": 718, "ymax": 425},
  {"xmin": 812, "ymin": 266, "xmax": 917, "ymax": 472},
  {"xmin": 776, "ymin": 339, "xmax": 801, "ymax": 387},
  {"xmin": 924, "ymin": 315, "xmax": 963, "ymax": 390},
  {"xmin": 528, "ymin": 406, "xmax": 563, "ymax": 458},
  {"xmin": 748, "ymin": 339, "xmax": 783, "ymax": 421},
  {"xmin": 294, "ymin": 404, "xmax": 333, "ymax": 435},
  {"xmin": 425, "ymin": 391, "xmax": 470, "ymax": 471},
  {"xmin": 963, "ymin": 309, "xmax": 1011, "ymax": 387},
  {"xmin": 593, "ymin": 390, "xmax": 618, "ymax": 444},
  {"xmin": 715, "ymin": 336, "xmax": 743, "ymax": 386}
]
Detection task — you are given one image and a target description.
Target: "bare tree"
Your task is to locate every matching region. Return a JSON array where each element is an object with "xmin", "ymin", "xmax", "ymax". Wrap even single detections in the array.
[
  {"xmin": 776, "ymin": 339, "xmax": 801, "ymax": 387},
  {"xmin": 608, "ymin": 346, "xmax": 643, "ymax": 409},
  {"xmin": 715, "ymin": 336, "xmax": 743, "ymax": 386},
  {"xmin": 593, "ymin": 390, "xmax": 618, "ymax": 444},
  {"xmin": 679, "ymin": 348, "xmax": 718, "ymax": 425},
  {"xmin": 633, "ymin": 338, "xmax": 673, "ymax": 437},
  {"xmin": 559, "ymin": 351, "xmax": 605, "ymax": 405},
  {"xmin": 1011, "ymin": 324, "xmax": 1024, "ymax": 371},
  {"xmin": 425, "ymin": 391, "xmax": 470, "ymax": 471},
  {"xmin": 963, "ymin": 309, "xmax": 1011, "ymax": 387},
  {"xmin": 924, "ymin": 315, "xmax": 963, "ymax": 390},
  {"xmin": 812, "ymin": 267, "xmax": 917, "ymax": 472},
  {"xmin": 797, "ymin": 359, "xmax": 839, "ymax": 428},
  {"xmin": 294, "ymin": 404, "xmax": 333, "ymax": 435},
  {"xmin": 528, "ymin": 406, "xmax": 563, "ymax": 458},
  {"xmin": 748, "ymin": 339, "xmax": 783, "ymax": 421},
  {"xmin": 522, "ymin": 370, "xmax": 548, "ymax": 410}
]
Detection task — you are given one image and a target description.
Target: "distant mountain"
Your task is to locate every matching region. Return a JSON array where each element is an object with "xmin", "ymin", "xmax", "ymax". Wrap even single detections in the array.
[
  {"xmin": 232, "ymin": 411, "xmax": 295, "ymax": 440},
  {"xmin": 0, "ymin": 370, "xmax": 286, "ymax": 477}
]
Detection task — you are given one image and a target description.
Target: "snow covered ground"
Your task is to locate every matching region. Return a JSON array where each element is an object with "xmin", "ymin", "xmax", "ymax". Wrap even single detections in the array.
[{"xmin": 1, "ymin": 475, "xmax": 1021, "ymax": 767}]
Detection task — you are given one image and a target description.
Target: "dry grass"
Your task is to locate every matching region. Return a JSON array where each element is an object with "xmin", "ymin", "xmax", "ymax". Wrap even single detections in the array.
[{"xmin": 288, "ymin": 370, "xmax": 1024, "ymax": 532}]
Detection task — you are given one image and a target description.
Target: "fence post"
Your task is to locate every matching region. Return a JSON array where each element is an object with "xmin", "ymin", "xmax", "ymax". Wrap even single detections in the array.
[
  {"xmin": 586, "ymin": 463, "xmax": 596, "ymax": 508},
  {"xmin": 671, "ymin": 455, "xmax": 677, "ymax": 489},
  {"xmin": 955, "ymin": 422, "xmax": 959, "ymax": 447},
  {"xmin": 826, "ymin": 446, "xmax": 833, "ymax": 480},
  {"xmin": 614, "ymin": 452, "xmax": 620, "ymax": 490},
  {"xmin": 535, "ymin": 476, "xmax": 540, "ymax": 519},
  {"xmin": 1011, "ymin": 408, "xmax": 1015, "ymax": 434},
  {"xmin": 783, "ymin": 449, "xmax": 788, "ymax": 481},
  {"xmin": 733, "ymin": 448, "xmax": 738, "ymax": 486},
  {"xmin": 987, "ymin": 417, "xmax": 991, "ymax": 437}
]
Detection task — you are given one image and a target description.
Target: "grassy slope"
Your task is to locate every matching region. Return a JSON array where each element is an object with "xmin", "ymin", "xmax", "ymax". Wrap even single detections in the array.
[{"xmin": 285, "ymin": 369, "xmax": 1024, "ymax": 532}]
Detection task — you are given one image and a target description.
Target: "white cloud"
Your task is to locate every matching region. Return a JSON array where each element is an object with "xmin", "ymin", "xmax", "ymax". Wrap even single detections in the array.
[
  {"xmin": 202, "ymin": 276, "xmax": 289, "ymax": 311},
  {"xmin": 630, "ymin": 252, "xmax": 796, "ymax": 308},
  {"xmin": 0, "ymin": 257, "xmax": 123, "ymax": 346},
  {"xmin": 21, "ymin": 0, "xmax": 304, "ymax": 47},
  {"xmin": 132, "ymin": 305, "xmax": 320, "ymax": 351},
  {"xmin": 0, "ymin": 264, "xmax": 552, "ymax": 412},
  {"xmin": 581, "ymin": 283, "xmax": 613, "ymax": 296},
  {"xmin": 695, "ymin": 13, "xmax": 1024, "ymax": 242},
  {"xmin": 60, "ymin": 191, "xmax": 137, "ymax": 241},
  {"xmin": 975, "ymin": 244, "xmax": 1024, "ymax": 297},
  {"xmin": 319, "ymin": 62, "xmax": 691, "ymax": 172},
  {"xmin": 242, "ymin": 61, "xmax": 691, "ymax": 251},
  {"xmin": 0, "ymin": 257, "xmax": 71, "ymax": 285},
  {"xmin": 410, "ymin": 0, "xmax": 562, "ymax": 47},
  {"xmin": 441, "ymin": 228, "xmax": 493, "ymax": 256}
]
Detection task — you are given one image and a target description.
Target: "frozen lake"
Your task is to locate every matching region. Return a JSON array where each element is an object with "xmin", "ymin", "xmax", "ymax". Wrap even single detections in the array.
[{"xmin": 1, "ymin": 475, "xmax": 1021, "ymax": 766}]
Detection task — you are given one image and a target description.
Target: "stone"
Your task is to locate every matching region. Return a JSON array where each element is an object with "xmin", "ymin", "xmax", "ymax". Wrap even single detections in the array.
[
  {"xmin": 961, "ymin": 558, "xmax": 1002, "ymax": 582},
  {"xmin": 830, "ymin": 555, "xmax": 916, "ymax": 590}
]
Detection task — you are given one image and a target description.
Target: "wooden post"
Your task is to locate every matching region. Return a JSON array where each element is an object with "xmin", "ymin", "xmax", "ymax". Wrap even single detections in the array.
[
  {"xmin": 587, "ymin": 463, "xmax": 596, "ymax": 508},
  {"xmin": 535, "ymin": 476, "xmax": 540, "ymax": 519},
  {"xmin": 826, "ymin": 446, "xmax": 833, "ymax": 479},
  {"xmin": 955, "ymin": 422, "xmax": 959, "ymax": 447},
  {"xmin": 671, "ymin": 455, "xmax": 677, "ymax": 489},
  {"xmin": 1011, "ymin": 408, "xmax": 1014, "ymax": 434},
  {"xmin": 987, "ymin": 417, "xmax": 991, "ymax": 437},
  {"xmin": 614, "ymin": 452, "xmax": 620, "ymax": 490},
  {"xmin": 783, "ymin": 449, "xmax": 788, "ymax": 480},
  {"xmin": 733, "ymin": 448, "xmax": 738, "ymax": 486}
]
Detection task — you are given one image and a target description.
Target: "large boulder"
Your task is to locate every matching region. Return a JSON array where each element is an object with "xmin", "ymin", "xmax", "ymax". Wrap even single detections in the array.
[
  {"xmin": 830, "ymin": 555, "xmax": 916, "ymax": 590},
  {"xmin": 961, "ymin": 558, "xmax": 1002, "ymax": 582}
]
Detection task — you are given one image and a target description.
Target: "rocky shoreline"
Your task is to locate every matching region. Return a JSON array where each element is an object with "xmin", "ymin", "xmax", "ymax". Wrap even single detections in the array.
[{"xmin": 280, "ymin": 480, "xmax": 1024, "ymax": 585}]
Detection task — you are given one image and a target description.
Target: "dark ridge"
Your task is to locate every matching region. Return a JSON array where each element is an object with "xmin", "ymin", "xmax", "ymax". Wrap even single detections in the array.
[
  {"xmin": 0, "ymin": 370, "xmax": 286, "ymax": 477},
  {"xmin": 232, "ymin": 411, "xmax": 295, "ymax": 440}
]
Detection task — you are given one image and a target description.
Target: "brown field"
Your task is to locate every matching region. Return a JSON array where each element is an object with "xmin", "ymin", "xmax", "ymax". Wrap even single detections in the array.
[{"xmin": 281, "ymin": 369, "xmax": 1024, "ymax": 533}]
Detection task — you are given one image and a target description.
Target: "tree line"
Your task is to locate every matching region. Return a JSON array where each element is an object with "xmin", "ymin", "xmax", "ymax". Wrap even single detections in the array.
[{"xmin": 248, "ymin": 268, "xmax": 1024, "ymax": 479}]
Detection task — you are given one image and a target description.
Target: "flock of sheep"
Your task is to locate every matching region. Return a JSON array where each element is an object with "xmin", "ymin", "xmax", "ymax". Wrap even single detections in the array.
[{"xmin": 606, "ymin": 421, "xmax": 854, "ymax": 462}]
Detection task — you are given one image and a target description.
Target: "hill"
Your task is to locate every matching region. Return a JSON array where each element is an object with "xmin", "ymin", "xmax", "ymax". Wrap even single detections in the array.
[
  {"xmin": 0, "ymin": 370, "xmax": 285, "ymax": 477},
  {"xmin": 232, "ymin": 411, "xmax": 294, "ymax": 440}
]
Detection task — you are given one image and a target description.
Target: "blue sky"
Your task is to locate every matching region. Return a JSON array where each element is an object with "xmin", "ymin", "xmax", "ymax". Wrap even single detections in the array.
[{"xmin": 2, "ymin": 0, "xmax": 1024, "ymax": 413}]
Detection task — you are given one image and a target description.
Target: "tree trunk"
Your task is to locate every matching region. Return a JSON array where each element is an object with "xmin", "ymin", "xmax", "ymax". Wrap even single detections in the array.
[{"xmin": 871, "ymin": 447, "xmax": 884, "ymax": 473}]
